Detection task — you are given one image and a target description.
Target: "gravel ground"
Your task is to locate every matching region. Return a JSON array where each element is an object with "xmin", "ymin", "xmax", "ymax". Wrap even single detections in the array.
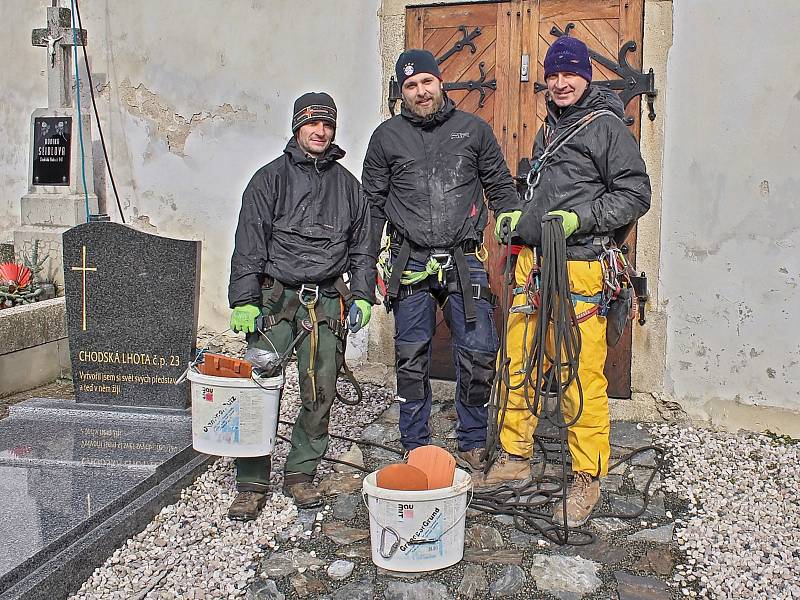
[
  {"xmin": 69, "ymin": 364, "xmax": 393, "ymax": 600},
  {"xmin": 652, "ymin": 424, "xmax": 800, "ymax": 600}
]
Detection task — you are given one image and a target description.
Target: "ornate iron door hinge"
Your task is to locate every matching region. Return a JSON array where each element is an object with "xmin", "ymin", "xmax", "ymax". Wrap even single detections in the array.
[{"xmin": 535, "ymin": 23, "xmax": 658, "ymax": 124}]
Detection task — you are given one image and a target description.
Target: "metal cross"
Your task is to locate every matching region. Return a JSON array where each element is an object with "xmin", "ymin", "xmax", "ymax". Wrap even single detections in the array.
[{"xmin": 70, "ymin": 245, "xmax": 97, "ymax": 331}]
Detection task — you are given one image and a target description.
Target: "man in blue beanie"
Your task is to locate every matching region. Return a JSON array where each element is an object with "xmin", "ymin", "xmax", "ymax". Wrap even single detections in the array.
[
  {"xmin": 362, "ymin": 49, "xmax": 520, "ymax": 471},
  {"xmin": 484, "ymin": 36, "xmax": 651, "ymax": 528}
]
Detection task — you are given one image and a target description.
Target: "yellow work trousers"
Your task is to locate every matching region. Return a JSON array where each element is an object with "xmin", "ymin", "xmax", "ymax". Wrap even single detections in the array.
[{"xmin": 499, "ymin": 247, "xmax": 610, "ymax": 477}]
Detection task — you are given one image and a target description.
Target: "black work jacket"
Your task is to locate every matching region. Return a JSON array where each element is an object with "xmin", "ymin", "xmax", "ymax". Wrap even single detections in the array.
[
  {"xmin": 228, "ymin": 139, "xmax": 376, "ymax": 307},
  {"xmin": 516, "ymin": 86, "xmax": 651, "ymax": 259},
  {"xmin": 362, "ymin": 95, "xmax": 519, "ymax": 258}
]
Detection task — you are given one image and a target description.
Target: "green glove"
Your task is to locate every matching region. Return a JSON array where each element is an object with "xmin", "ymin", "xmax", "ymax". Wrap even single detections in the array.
[
  {"xmin": 547, "ymin": 210, "xmax": 580, "ymax": 239},
  {"xmin": 348, "ymin": 299, "xmax": 372, "ymax": 333},
  {"xmin": 494, "ymin": 210, "xmax": 523, "ymax": 243},
  {"xmin": 230, "ymin": 304, "xmax": 261, "ymax": 333}
]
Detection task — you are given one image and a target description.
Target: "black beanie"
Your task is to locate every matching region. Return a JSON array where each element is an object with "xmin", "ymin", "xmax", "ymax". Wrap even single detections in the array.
[
  {"xmin": 291, "ymin": 92, "xmax": 337, "ymax": 133},
  {"xmin": 395, "ymin": 49, "xmax": 442, "ymax": 88}
]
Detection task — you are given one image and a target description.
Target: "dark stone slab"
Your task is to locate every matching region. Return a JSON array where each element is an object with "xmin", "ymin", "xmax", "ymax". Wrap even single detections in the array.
[
  {"xmin": 631, "ymin": 547, "xmax": 675, "ymax": 576},
  {"xmin": 62, "ymin": 222, "xmax": 200, "ymax": 408},
  {"xmin": 615, "ymin": 571, "xmax": 671, "ymax": 600},
  {"xmin": 607, "ymin": 492, "xmax": 665, "ymax": 519},
  {"xmin": 0, "ymin": 398, "xmax": 207, "ymax": 600},
  {"xmin": 610, "ymin": 422, "xmax": 653, "ymax": 451},
  {"xmin": 1, "ymin": 398, "xmax": 191, "ymax": 471},
  {"xmin": 562, "ymin": 534, "xmax": 630, "ymax": 565}
]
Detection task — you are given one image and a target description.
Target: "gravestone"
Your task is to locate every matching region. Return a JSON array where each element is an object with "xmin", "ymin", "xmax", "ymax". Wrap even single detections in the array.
[
  {"xmin": 0, "ymin": 224, "xmax": 207, "ymax": 600},
  {"xmin": 12, "ymin": 3, "xmax": 98, "ymax": 288},
  {"xmin": 63, "ymin": 221, "xmax": 200, "ymax": 408}
]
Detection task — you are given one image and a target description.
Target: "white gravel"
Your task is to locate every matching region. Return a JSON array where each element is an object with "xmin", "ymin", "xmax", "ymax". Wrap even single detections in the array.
[
  {"xmin": 70, "ymin": 362, "xmax": 393, "ymax": 600},
  {"xmin": 652, "ymin": 424, "xmax": 800, "ymax": 600}
]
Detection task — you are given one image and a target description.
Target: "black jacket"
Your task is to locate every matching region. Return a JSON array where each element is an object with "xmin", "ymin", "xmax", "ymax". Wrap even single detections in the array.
[
  {"xmin": 228, "ymin": 139, "xmax": 376, "ymax": 307},
  {"xmin": 516, "ymin": 86, "xmax": 651, "ymax": 259},
  {"xmin": 362, "ymin": 95, "xmax": 519, "ymax": 257}
]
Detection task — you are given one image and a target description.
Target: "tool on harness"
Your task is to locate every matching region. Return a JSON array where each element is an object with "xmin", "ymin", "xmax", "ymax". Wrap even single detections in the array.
[
  {"xmin": 598, "ymin": 241, "xmax": 639, "ymax": 346},
  {"xmin": 253, "ymin": 278, "xmax": 363, "ymax": 405},
  {"xmin": 378, "ymin": 232, "xmax": 494, "ymax": 322}
]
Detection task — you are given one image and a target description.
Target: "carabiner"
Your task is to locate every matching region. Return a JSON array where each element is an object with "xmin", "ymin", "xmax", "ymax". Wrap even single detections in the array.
[
  {"xmin": 379, "ymin": 527, "xmax": 401, "ymax": 559},
  {"xmin": 430, "ymin": 252, "xmax": 453, "ymax": 270},
  {"xmin": 298, "ymin": 284, "xmax": 319, "ymax": 307}
]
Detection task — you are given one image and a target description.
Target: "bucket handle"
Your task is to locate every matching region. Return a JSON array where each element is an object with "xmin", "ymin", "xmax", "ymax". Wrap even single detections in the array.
[{"xmin": 361, "ymin": 488, "xmax": 474, "ymax": 558}]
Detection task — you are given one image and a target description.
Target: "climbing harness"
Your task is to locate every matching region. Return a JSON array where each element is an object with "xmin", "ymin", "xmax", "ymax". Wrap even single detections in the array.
[
  {"xmin": 376, "ymin": 227, "xmax": 495, "ymax": 322},
  {"xmin": 254, "ymin": 277, "xmax": 362, "ymax": 406}
]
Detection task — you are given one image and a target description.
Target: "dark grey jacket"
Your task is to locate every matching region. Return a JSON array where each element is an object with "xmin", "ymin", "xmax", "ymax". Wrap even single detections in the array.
[
  {"xmin": 228, "ymin": 139, "xmax": 376, "ymax": 307},
  {"xmin": 516, "ymin": 86, "xmax": 651, "ymax": 259},
  {"xmin": 362, "ymin": 95, "xmax": 518, "ymax": 257}
]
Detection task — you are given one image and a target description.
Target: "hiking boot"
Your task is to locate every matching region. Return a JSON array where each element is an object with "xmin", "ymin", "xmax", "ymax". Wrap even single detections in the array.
[
  {"xmin": 473, "ymin": 450, "xmax": 531, "ymax": 489},
  {"xmin": 455, "ymin": 447, "xmax": 486, "ymax": 472},
  {"xmin": 552, "ymin": 471, "xmax": 601, "ymax": 527},
  {"xmin": 228, "ymin": 490, "xmax": 267, "ymax": 521},
  {"xmin": 283, "ymin": 472, "xmax": 323, "ymax": 509}
]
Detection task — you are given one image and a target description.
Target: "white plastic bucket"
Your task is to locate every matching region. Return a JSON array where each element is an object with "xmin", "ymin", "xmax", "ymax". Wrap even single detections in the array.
[
  {"xmin": 187, "ymin": 368, "xmax": 282, "ymax": 457},
  {"xmin": 362, "ymin": 468, "xmax": 472, "ymax": 572}
]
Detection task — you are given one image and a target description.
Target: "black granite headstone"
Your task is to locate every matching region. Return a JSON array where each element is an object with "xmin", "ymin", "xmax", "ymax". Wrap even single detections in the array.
[
  {"xmin": 32, "ymin": 116, "xmax": 72, "ymax": 186},
  {"xmin": 62, "ymin": 222, "xmax": 201, "ymax": 408}
]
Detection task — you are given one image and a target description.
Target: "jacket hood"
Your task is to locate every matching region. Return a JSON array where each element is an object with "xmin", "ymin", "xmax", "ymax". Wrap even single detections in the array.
[
  {"xmin": 284, "ymin": 137, "xmax": 346, "ymax": 168},
  {"xmin": 401, "ymin": 93, "xmax": 456, "ymax": 129},
  {"xmin": 546, "ymin": 85, "xmax": 626, "ymax": 126}
]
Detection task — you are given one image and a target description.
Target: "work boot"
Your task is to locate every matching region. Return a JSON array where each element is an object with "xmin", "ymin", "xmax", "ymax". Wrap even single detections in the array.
[
  {"xmin": 283, "ymin": 472, "xmax": 323, "ymax": 509},
  {"xmin": 228, "ymin": 490, "xmax": 268, "ymax": 521},
  {"xmin": 455, "ymin": 447, "xmax": 486, "ymax": 472},
  {"xmin": 473, "ymin": 450, "xmax": 531, "ymax": 489},
  {"xmin": 552, "ymin": 471, "xmax": 601, "ymax": 527}
]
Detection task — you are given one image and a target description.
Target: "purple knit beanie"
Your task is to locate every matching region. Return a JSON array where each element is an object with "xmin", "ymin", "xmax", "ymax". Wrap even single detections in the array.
[{"xmin": 544, "ymin": 36, "xmax": 592, "ymax": 82}]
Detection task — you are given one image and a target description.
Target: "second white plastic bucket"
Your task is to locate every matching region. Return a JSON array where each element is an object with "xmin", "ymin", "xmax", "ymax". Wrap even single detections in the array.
[
  {"xmin": 188, "ymin": 368, "xmax": 282, "ymax": 457},
  {"xmin": 362, "ymin": 468, "xmax": 472, "ymax": 572}
]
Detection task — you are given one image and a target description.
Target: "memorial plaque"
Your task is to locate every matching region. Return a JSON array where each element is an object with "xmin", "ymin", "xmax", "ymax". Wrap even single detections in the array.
[
  {"xmin": 32, "ymin": 116, "xmax": 71, "ymax": 185},
  {"xmin": 63, "ymin": 222, "xmax": 201, "ymax": 408}
]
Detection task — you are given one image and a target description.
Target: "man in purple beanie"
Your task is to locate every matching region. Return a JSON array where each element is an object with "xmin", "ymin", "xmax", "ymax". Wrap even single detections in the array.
[{"xmin": 485, "ymin": 36, "xmax": 651, "ymax": 528}]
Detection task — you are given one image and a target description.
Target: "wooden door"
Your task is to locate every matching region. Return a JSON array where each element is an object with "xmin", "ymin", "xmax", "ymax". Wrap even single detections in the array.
[{"xmin": 406, "ymin": 0, "xmax": 645, "ymax": 397}]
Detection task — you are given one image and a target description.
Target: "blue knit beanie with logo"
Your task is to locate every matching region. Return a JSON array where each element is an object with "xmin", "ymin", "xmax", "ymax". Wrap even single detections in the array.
[
  {"xmin": 395, "ymin": 49, "xmax": 442, "ymax": 87},
  {"xmin": 544, "ymin": 36, "xmax": 592, "ymax": 82}
]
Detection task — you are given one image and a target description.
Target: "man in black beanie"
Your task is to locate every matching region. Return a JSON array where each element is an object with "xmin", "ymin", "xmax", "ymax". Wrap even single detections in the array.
[
  {"xmin": 227, "ymin": 92, "xmax": 376, "ymax": 520},
  {"xmin": 362, "ymin": 49, "xmax": 519, "ymax": 471}
]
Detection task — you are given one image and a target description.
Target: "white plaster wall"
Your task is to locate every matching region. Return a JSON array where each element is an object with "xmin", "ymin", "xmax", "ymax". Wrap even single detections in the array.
[
  {"xmin": 661, "ymin": 1, "xmax": 800, "ymax": 415},
  {"xmin": 0, "ymin": 0, "xmax": 383, "ymax": 358}
]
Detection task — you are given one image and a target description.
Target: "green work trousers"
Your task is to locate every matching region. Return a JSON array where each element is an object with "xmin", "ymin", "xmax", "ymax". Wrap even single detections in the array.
[{"xmin": 236, "ymin": 285, "xmax": 344, "ymax": 492}]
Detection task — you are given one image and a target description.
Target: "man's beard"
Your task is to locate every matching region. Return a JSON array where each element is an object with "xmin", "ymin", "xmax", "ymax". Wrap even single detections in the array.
[{"xmin": 405, "ymin": 90, "xmax": 444, "ymax": 118}]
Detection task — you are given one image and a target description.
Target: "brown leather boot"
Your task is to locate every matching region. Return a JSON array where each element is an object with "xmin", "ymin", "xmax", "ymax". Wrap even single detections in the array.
[
  {"xmin": 283, "ymin": 472, "xmax": 323, "ymax": 509},
  {"xmin": 473, "ymin": 450, "xmax": 531, "ymax": 489},
  {"xmin": 228, "ymin": 491, "xmax": 268, "ymax": 521},
  {"xmin": 455, "ymin": 447, "xmax": 486, "ymax": 472},
  {"xmin": 552, "ymin": 471, "xmax": 601, "ymax": 527}
]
